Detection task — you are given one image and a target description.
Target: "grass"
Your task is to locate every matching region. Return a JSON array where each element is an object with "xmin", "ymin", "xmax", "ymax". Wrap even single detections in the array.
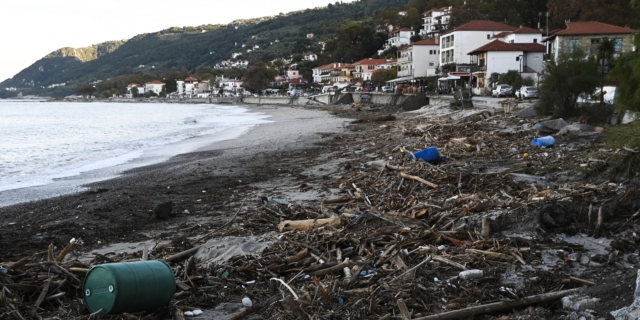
[{"xmin": 604, "ymin": 121, "xmax": 640, "ymax": 179}]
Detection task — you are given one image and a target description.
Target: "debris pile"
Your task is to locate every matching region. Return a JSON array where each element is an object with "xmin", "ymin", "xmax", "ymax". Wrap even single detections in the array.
[{"xmin": 2, "ymin": 110, "xmax": 640, "ymax": 319}]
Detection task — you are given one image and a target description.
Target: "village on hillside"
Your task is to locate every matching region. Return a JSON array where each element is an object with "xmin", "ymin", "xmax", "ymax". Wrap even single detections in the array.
[{"xmin": 100, "ymin": 6, "xmax": 634, "ymax": 102}]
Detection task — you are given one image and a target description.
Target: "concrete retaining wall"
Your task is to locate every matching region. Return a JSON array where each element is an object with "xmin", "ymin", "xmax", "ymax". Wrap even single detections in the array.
[{"xmin": 346, "ymin": 93, "xmax": 412, "ymax": 105}]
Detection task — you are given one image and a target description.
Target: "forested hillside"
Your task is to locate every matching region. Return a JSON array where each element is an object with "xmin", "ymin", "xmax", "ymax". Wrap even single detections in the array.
[{"xmin": 3, "ymin": 0, "xmax": 640, "ymax": 98}]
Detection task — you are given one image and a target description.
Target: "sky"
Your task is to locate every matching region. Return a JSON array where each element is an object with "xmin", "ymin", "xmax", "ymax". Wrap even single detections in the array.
[{"xmin": 0, "ymin": 0, "xmax": 357, "ymax": 82}]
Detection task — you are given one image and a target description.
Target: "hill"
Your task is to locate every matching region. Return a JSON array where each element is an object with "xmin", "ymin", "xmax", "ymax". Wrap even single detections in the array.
[{"xmin": 0, "ymin": 0, "xmax": 407, "ymax": 97}]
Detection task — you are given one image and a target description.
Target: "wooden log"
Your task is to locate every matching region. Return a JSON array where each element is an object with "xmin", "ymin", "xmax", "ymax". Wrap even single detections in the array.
[
  {"xmin": 432, "ymin": 255, "xmax": 467, "ymax": 270},
  {"xmin": 399, "ymin": 172, "xmax": 438, "ymax": 188},
  {"xmin": 593, "ymin": 206, "xmax": 604, "ymax": 238},
  {"xmin": 31, "ymin": 276, "xmax": 53, "ymax": 316},
  {"xmin": 277, "ymin": 215, "xmax": 343, "ymax": 232},
  {"xmin": 56, "ymin": 240, "xmax": 75, "ymax": 262},
  {"xmin": 6, "ymin": 257, "xmax": 30, "ymax": 270},
  {"xmin": 481, "ymin": 217, "xmax": 491, "ymax": 238},
  {"xmin": 397, "ymin": 299, "xmax": 412, "ymax": 320},
  {"xmin": 166, "ymin": 245, "xmax": 203, "ymax": 263},
  {"xmin": 307, "ymin": 261, "xmax": 354, "ymax": 276},
  {"xmin": 285, "ymin": 248, "xmax": 309, "ymax": 264},
  {"xmin": 587, "ymin": 204, "xmax": 594, "ymax": 236},
  {"xmin": 568, "ymin": 276, "xmax": 596, "ymax": 286},
  {"xmin": 465, "ymin": 249, "xmax": 513, "ymax": 260},
  {"xmin": 322, "ymin": 196, "xmax": 351, "ymax": 205},
  {"xmin": 411, "ymin": 288, "xmax": 581, "ymax": 320},
  {"xmin": 282, "ymin": 295, "xmax": 309, "ymax": 319}
]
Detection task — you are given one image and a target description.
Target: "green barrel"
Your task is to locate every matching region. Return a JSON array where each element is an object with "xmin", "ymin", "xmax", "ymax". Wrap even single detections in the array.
[{"xmin": 83, "ymin": 260, "xmax": 175, "ymax": 315}]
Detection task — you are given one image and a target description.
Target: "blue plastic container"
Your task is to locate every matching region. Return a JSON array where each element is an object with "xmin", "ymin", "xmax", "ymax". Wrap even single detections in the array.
[
  {"xmin": 532, "ymin": 136, "xmax": 556, "ymax": 147},
  {"xmin": 409, "ymin": 147, "xmax": 441, "ymax": 163}
]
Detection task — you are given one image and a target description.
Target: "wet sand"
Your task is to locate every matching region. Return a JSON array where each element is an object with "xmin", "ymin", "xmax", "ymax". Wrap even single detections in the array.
[{"xmin": 0, "ymin": 104, "xmax": 349, "ymax": 260}]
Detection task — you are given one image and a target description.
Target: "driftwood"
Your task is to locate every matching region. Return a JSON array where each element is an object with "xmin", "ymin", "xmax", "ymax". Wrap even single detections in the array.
[
  {"xmin": 277, "ymin": 215, "xmax": 342, "ymax": 232},
  {"xmin": 399, "ymin": 172, "xmax": 438, "ymax": 188},
  {"xmin": 412, "ymin": 288, "xmax": 581, "ymax": 320},
  {"xmin": 350, "ymin": 114, "xmax": 396, "ymax": 124}
]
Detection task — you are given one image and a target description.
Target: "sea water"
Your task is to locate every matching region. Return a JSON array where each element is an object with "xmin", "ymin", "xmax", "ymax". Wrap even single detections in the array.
[{"xmin": 0, "ymin": 101, "xmax": 271, "ymax": 207}]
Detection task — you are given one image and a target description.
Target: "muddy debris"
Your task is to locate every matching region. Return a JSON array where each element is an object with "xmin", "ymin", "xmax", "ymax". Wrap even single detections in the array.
[{"xmin": 2, "ymin": 105, "xmax": 640, "ymax": 319}]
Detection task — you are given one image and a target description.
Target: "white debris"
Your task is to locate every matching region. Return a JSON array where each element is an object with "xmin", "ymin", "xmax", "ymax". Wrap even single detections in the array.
[
  {"xmin": 192, "ymin": 309, "xmax": 203, "ymax": 316},
  {"xmin": 459, "ymin": 269, "xmax": 483, "ymax": 280},
  {"xmin": 242, "ymin": 296, "xmax": 253, "ymax": 307},
  {"xmin": 184, "ymin": 311, "xmax": 194, "ymax": 316}
]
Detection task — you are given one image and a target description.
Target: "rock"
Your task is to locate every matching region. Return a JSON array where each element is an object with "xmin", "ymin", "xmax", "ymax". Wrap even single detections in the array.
[
  {"xmin": 536, "ymin": 118, "xmax": 569, "ymax": 134},
  {"xmin": 242, "ymin": 297, "xmax": 253, "ymax": 307},
  {"xmin": 622, "ymin": 110, "xmax": 640, "ymax": 124},
  {"xmin": 557, "ymin": 124, "xmax": 596, "ymax": 136},
  {"xmin": 562, "ymin": 294, "xmax": 600, "ymax": 311},
  {"xmin": 611, "ymin": 269, "xmax": 640, "ymax": 319},
  {"xmin": 516, "ymin": 106, "xmax": 537, "ymax": 118}
]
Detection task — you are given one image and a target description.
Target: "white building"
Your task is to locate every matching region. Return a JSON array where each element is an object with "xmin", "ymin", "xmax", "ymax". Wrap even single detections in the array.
[
  {"xmin": 397, "ymin": 39, "xmax": 440, "ymax": 79},
  {"xmin": 303, "ymin": 52, "xmax": 317, "ymax": 61},
  {"xmin": 468, "ymin": 40, "xmax": 546, "ymax": 90},
  {"xmin": 385, "ymin": 28, "xmax": 415, "ymax": 50},
  {"xmin": 420, "ymin": 6, "xmax": 452, "ymax": 39},
  {"xmin": 312, "ymin": 63, "xmax": 340, "ymax": 83},
  {"xmin": 126, "ymin": 83, "xmax": 145, "ymax": 98},
  {"xmin": 439, "ymin": 20, "xmax": 517, "ymax": 65},
  {"xmin": 144, "ymin": 80, "xmax": 165, "ymax": 95}
]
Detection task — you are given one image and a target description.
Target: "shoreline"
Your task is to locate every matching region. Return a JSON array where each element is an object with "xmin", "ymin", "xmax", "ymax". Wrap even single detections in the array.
[
  {"xmin": 0, "ymin": 104, "xmax": 339, "ymax": 208},
  {"xmin": 0, "ymin": 104, "xmax": 349, "ymax": 258}
]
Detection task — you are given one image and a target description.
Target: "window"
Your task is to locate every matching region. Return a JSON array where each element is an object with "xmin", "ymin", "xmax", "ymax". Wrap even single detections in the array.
[
  {"xmin": 429, "ymin": 62, "xmax": 434, "ymax": 66},
  {"xmin": 533, "ymin": 39, "xmax": 537, "ymax": 43},
  {"xmin": 614, "ymin": 38, "xmax": 623, "ymax": 52},
  {"xmin": 569, "ymin": 39, "xmax": 580, "ymax": 53}
]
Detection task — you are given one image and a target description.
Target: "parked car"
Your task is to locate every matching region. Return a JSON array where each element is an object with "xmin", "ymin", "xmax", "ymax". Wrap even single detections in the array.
[
  {"xmin": 492, "ymin": 84, "xmax": 512, "ymax": 97},
  {"xmin": 514, "ymin": 86, "xmax": 539, "ymax": 99},
  {"xmin": 382, "ymin": 86, "xmax": 394, "ymax": 93}
]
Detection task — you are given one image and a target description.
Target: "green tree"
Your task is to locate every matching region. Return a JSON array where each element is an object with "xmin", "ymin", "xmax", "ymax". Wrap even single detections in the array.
[
  {"xmin": 371, "ymin": 68, "xmax": 398, "ymax": 84},
  {"xmin": 537, "ymin": 47, "xmax": 599, "ymax": 117},
  {"xmin": 77, "ymin": 84, "xmax": 96, "ymax": 97},
  {"xmin": 608, "ymin": 33, "xmax": 640, "ymax": 111},
  {"xmin": 242, "ymin": 63, "xmax": 277, "ymax": 93},
  {"xmin": 131, "ymin": 86, "xmax": 139, "ymax": 97},
  {"xmin": 498, "ymin": 70, "xmax": 523, "ymax": 88}
]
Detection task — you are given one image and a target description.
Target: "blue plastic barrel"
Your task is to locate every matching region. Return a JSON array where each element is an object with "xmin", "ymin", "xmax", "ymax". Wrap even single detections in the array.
[
  {"xmin": 532, "ymin": 136, "xmax": 556, "ymax": 147},
  {"xmin": 409, "ymin": 147, "xmax": 441, "ymax": 163}
]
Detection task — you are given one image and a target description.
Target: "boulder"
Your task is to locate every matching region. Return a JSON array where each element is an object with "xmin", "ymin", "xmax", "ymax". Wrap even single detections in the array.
[
  {"xmin": 611, "ymin": 269, "xmax": 640, "ymax": 319},
  {"xmin": 536, "ymin": 118, "xmax": 569, "ymax": 134}
]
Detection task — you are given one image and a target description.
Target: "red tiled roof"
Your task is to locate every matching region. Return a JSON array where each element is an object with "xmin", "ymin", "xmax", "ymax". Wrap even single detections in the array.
[
  {"xmin": 127, "ymin": 83, "xmax": 141, "ymax": 87},
  {"xmin": 467, "ymin": 40, "xmax": 545, "ymax": 55},
  {"xmin": 414, "ymin": 39, "xmax": 438, "ymax": 45},
  {"xmin": 399, "ymin": 44, "xmax": 412, "ymax": 51},
  {"xmin": 315, "ymin": 62, "xmax": 341, "ymax": 70},
  {"xmin": 184, "ymin": 77, "xmax": 198, "ymax": 82},
  {"xmin": 289, "ymin": 78, "xmax": 307, "ymax": 84},
  {"xmin": 450, "ymin": 20, "xmax": 517, "ymax": 32},
  {"xmin": 146, "ymin": 80, "xmax": 165, "ymax": 85},
  {"xmin": 555, "ymin": 21, "xmax": 635, "ymax": 36},
  {"xmin": 353, "ymin": 58, "xmax": 394, "ymax": 65},
  {"xmin": 492, "ymin": 31, "xmax": 511, "ymax": 38},
  {"xmin": 514, "ymin": 43, "xmax": 546, "ymax": 52},
  {"xmin": 422, "ymin": 6, "xmax": 450, "ymax": 15},
  {"xmin": 341, "ymin": 64, "xmax": 355, "ymax": 68},
  {"xmin": 513, "ymin": 26, "xmax": 542, "ymax": 34}
]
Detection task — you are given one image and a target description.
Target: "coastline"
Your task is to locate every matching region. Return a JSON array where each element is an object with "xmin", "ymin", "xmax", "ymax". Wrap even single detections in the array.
[{"xmin": 0, "ymin": 104, "xmax": 350, "ymax": 258}]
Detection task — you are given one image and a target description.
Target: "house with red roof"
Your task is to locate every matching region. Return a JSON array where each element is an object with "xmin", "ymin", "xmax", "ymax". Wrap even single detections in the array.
[
  {"xmin": 144, "ymin": 80, "xmax": 165, "ymax": 95},
  {"xmin": 467, "ymin": 40, "xmax": 546, "ymax": 90},
  {"xmin": 312, "ymin": 62, "xmax": 341, "ymax": 83},
  {"xmin": 125, "ymin": 83, "xmax": 145, "ymax": 98},
  {"xmin": 439, "ymin": 20, "xmax": 518, "ymax": 65},
  {"xmin": 542, "ymin": 21, "xmax": 635, "ymax": 62},
  {"xmin": 353, "ymin": 58, "xmax": 397, "ymax": 81},
  {"xmin": 420, "ymin": 6, "xmax": 452, "ymax": 39}
]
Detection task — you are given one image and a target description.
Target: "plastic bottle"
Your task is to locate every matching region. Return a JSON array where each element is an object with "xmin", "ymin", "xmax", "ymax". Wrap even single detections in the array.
[
  {"xmin": 409, "ymin": 147, "xmax": 441, "ymax": 163},
  {"xmin": 531, "ymin": 136, "xmax": 556, "ymax": 147}
]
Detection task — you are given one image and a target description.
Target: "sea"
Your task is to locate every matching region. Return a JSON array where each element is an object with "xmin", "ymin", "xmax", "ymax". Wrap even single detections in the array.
[{"xmin": 0, "ymin": 101, "xmax": 271, "ymax": 207}]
